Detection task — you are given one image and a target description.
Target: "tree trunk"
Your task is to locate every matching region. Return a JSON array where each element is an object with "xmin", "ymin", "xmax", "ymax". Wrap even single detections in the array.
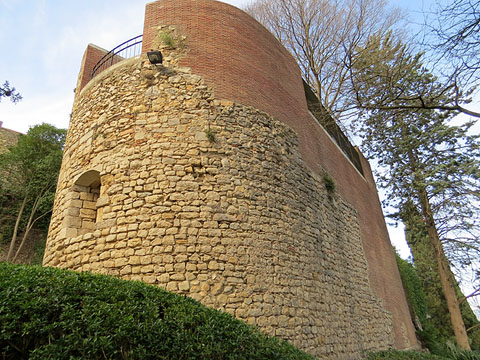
[
  {"xmin": 6, "ymin": 196, "xmax": 27, "ymax": 262},
  {"xmin": 401, "ymin": 123, "xmax": 471, "ymax": 350},
  {"xmin": 12, "ymin": 194, "xmax": 40, "ymax": 263},
  {"xmin": 418, "ymin": 190, "xmax": 471, "ymax": 350}
]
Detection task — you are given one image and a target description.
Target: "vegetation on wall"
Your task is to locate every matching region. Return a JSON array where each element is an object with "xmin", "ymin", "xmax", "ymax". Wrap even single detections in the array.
[
  {"xmin": 322, "ymin": 172, "xmax": 336, "ymax": 193},
  {"xmin": 396, "ymin": 251, "xmax": 480, "ymax": 357},
  {"xmin": 0, "ymin": 263, "xmax": 314, "ymax": 360}
]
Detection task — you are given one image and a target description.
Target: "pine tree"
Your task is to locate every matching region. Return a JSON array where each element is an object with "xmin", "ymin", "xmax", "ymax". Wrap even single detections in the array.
[{"xmin": 352, "ymin": 34, "xmax": 480, "ymax": 350}]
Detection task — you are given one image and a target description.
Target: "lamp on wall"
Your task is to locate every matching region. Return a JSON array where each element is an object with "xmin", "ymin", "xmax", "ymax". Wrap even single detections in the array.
[{"xmin": 147, "ymin": 51, "xmax": 163, "ymax": 65}]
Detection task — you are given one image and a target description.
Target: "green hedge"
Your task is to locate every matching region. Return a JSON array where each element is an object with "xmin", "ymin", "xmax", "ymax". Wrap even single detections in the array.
[
  {"xmin": 0, "ymin": 263, "xmax": 314, "ymax": 360},
  {"xmin": 367, "ymin": 349, "xmax": 480, "ymax": 360},
  {"xmin": 366, "ymin": 350, "xmax": 447, "ymax": 360}
]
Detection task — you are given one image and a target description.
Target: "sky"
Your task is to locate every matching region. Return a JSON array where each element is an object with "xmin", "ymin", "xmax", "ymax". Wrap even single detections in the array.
[
  {"xmin": 0, "ymin": 0, "xmax": 477, "ymax": 296},
  {"xmin": 0, "ymin": 0, "xmax": 250, "ymax": 134}
]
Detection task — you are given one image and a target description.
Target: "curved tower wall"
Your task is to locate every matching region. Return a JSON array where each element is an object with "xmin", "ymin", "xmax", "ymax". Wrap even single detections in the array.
[
  {"xmin": 143, "ymin": 0, "xmax": 418, "ymax": 350},
  {"xmin": 45, "ymin": 0, "xmax": 419, "ymax": 357}
]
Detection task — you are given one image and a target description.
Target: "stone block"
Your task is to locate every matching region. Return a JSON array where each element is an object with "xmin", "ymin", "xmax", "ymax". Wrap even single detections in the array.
[
  {"xmin": 58, "ymin": 227, "xmax": 78, "ymax": 239},
  {"xmin": 83, "ymin": 201, "xmax": 97, "ymax": 210},
  {"xmin": 63, "ymin": 216, "xmax": 82, "ymax": 228},
  {"xmin": 96, "ymin": 196, "xmax": 110, "ymax": 208},
  {"xmin": 80, "ymin": 208, "xmax": 96, "ymax": 219}
]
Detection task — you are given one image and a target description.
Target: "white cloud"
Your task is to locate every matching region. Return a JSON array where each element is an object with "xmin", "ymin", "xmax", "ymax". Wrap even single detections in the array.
[{"xmin": 0, "ymin": 93, "xmax": 72, "ymax": 133}]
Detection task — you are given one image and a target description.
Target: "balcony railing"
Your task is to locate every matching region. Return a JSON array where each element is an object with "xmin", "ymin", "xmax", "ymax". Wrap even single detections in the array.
[
  {"xmin": 91, "ymin": 35, "xmax": 143, "ymax": 79},
  {"xmin": 303, "ymin": 80, "xmax": 364, "ymax": 176}
]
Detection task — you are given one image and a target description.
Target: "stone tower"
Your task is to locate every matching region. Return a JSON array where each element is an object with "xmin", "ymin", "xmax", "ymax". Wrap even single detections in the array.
[{"xmin": 44, "ymin": 1, "xmax": 420, "ymax": 358}]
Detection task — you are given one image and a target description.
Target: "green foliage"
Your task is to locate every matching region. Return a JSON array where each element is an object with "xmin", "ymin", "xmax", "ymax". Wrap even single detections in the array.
[
  {"xmin": 368, "ymin": 348, "xmax": 480, "ymax": 360},
  {"xmin": 322, "ymin": 172, "xmax": 335, "ymax": 193},
  {"xmin": 395, "ymin": 252, "xmax": 448, "ymax": 354},
  {"xmin": 0, "ymin": 263, "xmax": 315, "ymax": 360},
  {"xmin": 445, "ymin": 344, "xmax": 480, "ymax": 360},
  {"xmin": 205, "ymin": 128, "xmax": 216, "ymax": 142},
  {"xmin": 0, "ymin": 123, "xmax": 66, "ymax": 257},
  {"xmin": 366, "ymin": 350, "xmax": 447, "ymax": 360},
  {"xmin": 160, "ymin": 31, "xmax": 175, "ymax": 48},
  {"xmin": 401, "ymin": 201, "xmax": 480, "ymax": 350},
  {"xmin": 395, "ymin": 254, "xmax": 428, "ymax": 323}
]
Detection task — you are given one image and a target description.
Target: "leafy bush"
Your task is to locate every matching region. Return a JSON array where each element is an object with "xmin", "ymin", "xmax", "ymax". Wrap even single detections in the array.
[
  {"xmin": 0, "ymin": 263, "xmax": 314, "ymax": 360},
  {"xmin": 367, "ymin": 347, "xmax": 480, "ymax": 359},
  {"xmin": 445, "ymin": 343, "xmax": 480, "ymax": 360},
  {"xmin": 366, "ymin": 350, "xmax": 447, "ymax": 360}
]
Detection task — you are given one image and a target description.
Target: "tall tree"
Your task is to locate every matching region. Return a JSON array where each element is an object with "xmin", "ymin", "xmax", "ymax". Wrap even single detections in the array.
[
  {"xmin": 0, "ymin": 123, "xmax": 66, "ymax": 263},
  {"xmin": 351, "ymin": 34, "xmax": 480, "ymax": 350},
  {"xmin": 244, "ymin": 0, "xmax": 402, "ymax": 125},
  {"xmin": 401, "ymin": 201, "xmax": 480, "ymax": 348}
]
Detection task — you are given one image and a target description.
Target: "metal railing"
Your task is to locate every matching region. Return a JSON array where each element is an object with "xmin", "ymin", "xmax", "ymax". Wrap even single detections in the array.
[
  {"xmin": 91, "ymin": 35, "xmax": 143, "ymax": 79},
  {"xmin": 303, "ymin": 80, "xmax": 364, "ymax": 176}
]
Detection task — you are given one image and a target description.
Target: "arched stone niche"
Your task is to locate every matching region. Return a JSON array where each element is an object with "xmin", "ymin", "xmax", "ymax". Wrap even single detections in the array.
[{"xmin": 60, "ymin": 170, "xmax": 104, "ymax": 238}]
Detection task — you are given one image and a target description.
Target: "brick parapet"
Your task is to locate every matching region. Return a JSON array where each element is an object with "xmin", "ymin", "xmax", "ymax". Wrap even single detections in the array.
[{"xmin": 76, "ymin": 44, "xmax": 109, "ymax": 94}]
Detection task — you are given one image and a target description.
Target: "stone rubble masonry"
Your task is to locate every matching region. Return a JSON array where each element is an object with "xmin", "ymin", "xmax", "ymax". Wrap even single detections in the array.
[
  {"xmin": 45, "ymin": 0, "xmax": 420, "ymax": 358},
  {"xmin": 0, "ymin": 122, "xmax": 20, "ymax": 154},
  {"xmin": 45, "ymin": 57, "xmax": 394, "ymax": 358},
  {"xmin": 142, "ymin": 2, "xmax": 418, "ymax": 351}
]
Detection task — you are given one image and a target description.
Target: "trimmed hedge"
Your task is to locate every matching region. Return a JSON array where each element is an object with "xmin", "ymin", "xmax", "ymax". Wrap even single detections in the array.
[{"xmin": 0, "ymin": 263, "xmax": 314, "ymax": 360}]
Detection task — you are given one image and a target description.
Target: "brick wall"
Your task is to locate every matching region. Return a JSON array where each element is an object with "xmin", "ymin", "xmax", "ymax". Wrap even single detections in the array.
[
  {"xmin": 143, "ymin": 0, "xmax": 308, "ymax": 131},
  {"xmin": 76, "ymin": 44, "xmax": 109, "ymax": 93}
]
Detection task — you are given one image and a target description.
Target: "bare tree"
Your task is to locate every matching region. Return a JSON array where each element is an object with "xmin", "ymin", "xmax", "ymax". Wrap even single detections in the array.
[
  {"xmin": 244, "ymin": 0, "xmax": 402, "ymax": 125},
  {"xmin": 428, "ymin": 0, "xmax": 480, "ymax": 87},
  {"xmin": 349, "ymin": 33, "xmax": 480, "ymax": 119}
]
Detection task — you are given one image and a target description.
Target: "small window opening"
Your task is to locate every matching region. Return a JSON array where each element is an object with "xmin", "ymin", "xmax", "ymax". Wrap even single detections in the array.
[{"xmin": 63, "ymin": 170, "xmax": 102, "ymax": 237}]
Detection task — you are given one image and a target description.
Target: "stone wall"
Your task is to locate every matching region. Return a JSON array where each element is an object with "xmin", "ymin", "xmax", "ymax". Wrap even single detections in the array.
[
  {"xmin": 46, "ymin": 0, "xmax": 421, "ymax": 356},
  {"xmin": 0, "ymin": 122, "xmax": 20, "ymax": 153},
  {"xmin": 141, "ymin": 1, "xmax": 419, "ymax": 349},
  {"xmin": 44, "ymin": 57, "xmax": 395, "ymax": 359}
]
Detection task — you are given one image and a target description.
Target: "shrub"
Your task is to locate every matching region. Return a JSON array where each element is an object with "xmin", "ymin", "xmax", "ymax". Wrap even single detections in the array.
[
  {"xmin": 0, "ymin": 263, "xmax": 314, "ymax": 360},
  {"xmin": 366, "ymin": 350, "xmax": 447, "ymax": 360},
  {"xmin": 445, "ymin": 343, "xmax": 480, "ymax": 360},
  {"xmin": 367, "ymin": 349, "xmax": 480, "ymax": 360},
  {"xmin": 322, "ymin": 172, "xmax": 335, "ymax": 193}
]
